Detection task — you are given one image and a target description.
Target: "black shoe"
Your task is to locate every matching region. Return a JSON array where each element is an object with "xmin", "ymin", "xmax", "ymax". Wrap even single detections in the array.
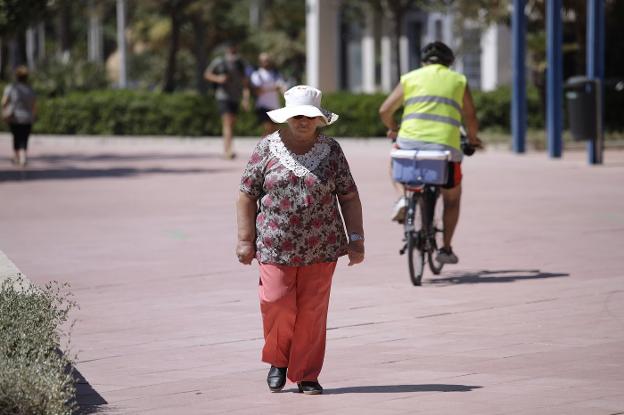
[
  {"xmin": 267, "ymin": 366, "xmax": 287, "ymax": 392},
  {"xmin": 297, "ymin": 381, "xmax": 323, "ymax": 395}
]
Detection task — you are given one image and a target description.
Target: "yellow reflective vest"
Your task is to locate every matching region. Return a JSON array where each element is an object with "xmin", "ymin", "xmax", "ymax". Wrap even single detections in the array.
[{"xmin": 398, "ymin": 64, "xmax": 466, "ymax": 150}]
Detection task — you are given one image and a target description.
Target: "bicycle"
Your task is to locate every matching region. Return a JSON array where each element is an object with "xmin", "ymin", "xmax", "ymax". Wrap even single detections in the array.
[{"xmin": 391, "ymin": 138, "xmax": 476, "ymax": 286}]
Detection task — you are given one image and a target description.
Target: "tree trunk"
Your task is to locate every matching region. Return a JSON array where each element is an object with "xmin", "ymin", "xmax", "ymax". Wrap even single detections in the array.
[
  {"xmin": 394, "ymin": 11, "xmax": 402, "ymax": 82},
  {"xmin": 57, "ymin": 1, "xmax": 72, "ymax": 59},
  {"xmin": 163, "ymin": 7, "xmax": 181, "ymax": 92},
  {"xmin": 8, "ymin": 34, "xmax": 26, "ymax": 68},
  {"xmin": 191, "ymin": 15, "xmax": 208, "ymax": 95}
]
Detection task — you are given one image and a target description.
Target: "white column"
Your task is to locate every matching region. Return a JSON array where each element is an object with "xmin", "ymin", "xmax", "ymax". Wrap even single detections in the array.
[
  {"xmin": 361, "ymin": 6, "xmax": 376, "ymax": 93},
  {"xmin": 381, "ymin": 17, "xmax": 393, "ymax": 92},
  {"xmin": 481, "ymin": 25, "xmax": 498, "ymax": 91},
  {"xmin": 37, "ymin": 23, "xmax": 45, "ymax": 61},
  {"xmin": 116, "ymin": 0, "xmax": 127, "ymax": 88},
  {"xmin": 306, "ymin": 0, "xmax": 340, "ymax": 91},
  {"xmin": 399, "ymin": 31, "xmax": 409, "ymax": 75},
  {"xmin": 250, "ymin": 0, "xmax": 262, "ymax": 28},
  {"xmin": 306, "ymin": 0, "xmax": 320, "ymax": 88},
  {"xmin": 88, "ymin": 0, "xmax": 103, "ymax": 63},
  {"xmin": 496, "ymin": 24, "xmax": 512, "ymax": 87},
  {"xmin": 26, "ymin": 27, "xmax": 36, "ymax": 69}
]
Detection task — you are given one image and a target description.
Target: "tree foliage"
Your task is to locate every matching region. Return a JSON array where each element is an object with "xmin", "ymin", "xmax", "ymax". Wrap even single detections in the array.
[
  {"xmin": 0, "ymin": 0, "xmax": 48, "ymax": 36},
  {"xmin": 244, "ymin": 0, "xmax": 306, "ymax": 82}
]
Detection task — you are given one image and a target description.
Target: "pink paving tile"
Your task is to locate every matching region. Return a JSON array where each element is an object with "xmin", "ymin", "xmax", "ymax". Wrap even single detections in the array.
[{"xmin": 1, "ymin": 135, "xmax": 624, "ymax": 414}]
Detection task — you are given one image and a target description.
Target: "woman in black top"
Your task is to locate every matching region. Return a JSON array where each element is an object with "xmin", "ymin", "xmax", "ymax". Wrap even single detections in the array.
[{"xmin": 2, "ymin": 66, "xmax": 37, "ymax": 167}]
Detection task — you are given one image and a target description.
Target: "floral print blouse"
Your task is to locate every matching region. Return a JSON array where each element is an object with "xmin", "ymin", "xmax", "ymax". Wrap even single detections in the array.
[{"xmin": 240, "ymin": 131, "xmax": 358, "ymax": 266}]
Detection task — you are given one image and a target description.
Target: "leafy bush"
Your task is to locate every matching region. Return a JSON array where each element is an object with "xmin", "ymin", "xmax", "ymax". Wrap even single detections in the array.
[
  {"xmin": 4, "ymin": 85, "xmax": 620, "ymax": 137},
  {"xmin": 32, "ymin": 90, "xmax": 388, "ymax": 137},
  {"xmin": 323, "ymin": 92, "xmax": 388, "ymax": 137},
  {"xmin": 35, "ymin": 89, "xmax": 225, "ymax": 136},
  {"xmin": 471, "ymin": 86, "xmax": 544, "ymax": 131},
  {"xmin": 0, "ymin": 276, "xmax": 78, "ymax": 415},
  {"xmin": 604, "ymin": 85, "xmax": 624, "ymax": 131},
  {"xmin": 31, "ymin": 58, "xmax": 109, "ymax": 98}
]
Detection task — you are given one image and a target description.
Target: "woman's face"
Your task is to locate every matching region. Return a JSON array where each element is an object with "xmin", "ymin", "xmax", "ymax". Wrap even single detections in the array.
[{"xmin": 287, "ymin": 116, "xmax": 322, "ymax": 139}]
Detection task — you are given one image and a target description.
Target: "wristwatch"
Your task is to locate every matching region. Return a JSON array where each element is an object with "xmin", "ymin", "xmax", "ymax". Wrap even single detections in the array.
[{"xmin": 349, "ymin": 233, "xmax": 364, "ymax": 242}]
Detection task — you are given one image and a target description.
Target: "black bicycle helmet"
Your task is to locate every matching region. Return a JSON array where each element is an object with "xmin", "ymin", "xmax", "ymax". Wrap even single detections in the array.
[{"xmin": 422, "ymin": 41, "xmax": 455, "ymax": 66}]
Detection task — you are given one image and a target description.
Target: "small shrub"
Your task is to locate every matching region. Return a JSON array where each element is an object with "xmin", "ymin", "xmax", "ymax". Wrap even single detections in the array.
[
  {"xmin": 472, "ymin": 86, "xmax": 544, "ymax": 132},
  {"xmin": 0, "ymin": 276, "xmax": 78, "ymax": 415}
]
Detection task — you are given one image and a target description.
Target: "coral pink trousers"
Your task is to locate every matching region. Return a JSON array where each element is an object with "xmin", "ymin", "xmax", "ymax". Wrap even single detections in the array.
[{"xmin": 258, "ymin": 261, "xmax": 336, "ymax": 383}]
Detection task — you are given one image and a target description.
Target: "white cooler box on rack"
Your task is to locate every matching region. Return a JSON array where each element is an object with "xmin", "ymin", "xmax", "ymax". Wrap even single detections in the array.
[{"xmin": 391, "ymin": 149, "xmax": 451, "ymax": 185}]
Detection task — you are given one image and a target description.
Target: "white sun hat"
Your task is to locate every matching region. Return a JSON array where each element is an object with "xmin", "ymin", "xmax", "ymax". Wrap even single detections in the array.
[{"xmin": 267, "ymin": 85, "xmax": 339, "ymax": 126}]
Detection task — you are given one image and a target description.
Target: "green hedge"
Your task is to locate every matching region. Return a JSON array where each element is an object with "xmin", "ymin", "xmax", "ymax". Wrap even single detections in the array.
[
  {"xmin": 35, "ymin": 90, "xmax": 223, "ymax": 136},
  {"xmin": 2, "ymin": 85, "xmax": 619, "ymax": 136},
  {"xmin": 0, "ymin": 277, "xmax": 77, "ymax": 415},
  {"xmin": 472, "ymin": 86, "xmax": 545, "ymax": 131}
]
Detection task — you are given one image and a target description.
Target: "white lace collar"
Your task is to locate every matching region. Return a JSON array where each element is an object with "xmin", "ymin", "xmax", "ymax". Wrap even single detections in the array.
[{"xmin": 268, "ymin": 132, "xmax": 331, "ymax": 177}]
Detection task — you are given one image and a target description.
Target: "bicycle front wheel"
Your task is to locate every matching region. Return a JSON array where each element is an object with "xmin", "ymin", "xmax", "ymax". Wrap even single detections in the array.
[
  {"xmin": 405, "ymin": 195, "xmax": 425, "ymax": 286},
  {"xmin": 426, "ymin": 188, "xmax": 445, "ymax": 275},
  {"xmin": 407, "ymin": 230, "xmax": 425, "ymax": 285}
]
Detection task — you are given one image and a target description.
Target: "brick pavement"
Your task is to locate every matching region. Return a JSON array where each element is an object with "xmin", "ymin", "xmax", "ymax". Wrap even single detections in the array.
[{"xmin": 1, "ymin": 134, "xmax": 623, "ymax": 414}]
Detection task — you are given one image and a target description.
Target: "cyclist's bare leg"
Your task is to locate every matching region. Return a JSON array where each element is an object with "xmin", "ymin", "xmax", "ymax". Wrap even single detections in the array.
[
  {"xmin": 441, "ymin": 184, "xmax": 461, "ymax": 249},
  {"xmin": 389, "ymin": 160, "xmax": 404, "ymax": 196}
]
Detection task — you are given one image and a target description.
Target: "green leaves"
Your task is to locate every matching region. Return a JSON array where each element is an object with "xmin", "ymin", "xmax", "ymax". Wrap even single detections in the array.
[
  {"xmin": 0, "ymin": 276, "xmax": 78, "ymax": 415},
  {"xmin": 0, "ymin": 0, "xmax": 49, "ymax": 35}
]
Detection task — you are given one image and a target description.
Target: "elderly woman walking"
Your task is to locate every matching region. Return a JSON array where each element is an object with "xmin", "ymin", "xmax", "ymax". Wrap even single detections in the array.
[{"xmin": 236, "ymin": 85, "xmax": 365, "ymax": 395}]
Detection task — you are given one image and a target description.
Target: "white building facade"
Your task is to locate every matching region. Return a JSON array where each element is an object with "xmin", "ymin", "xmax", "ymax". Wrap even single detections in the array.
[{"xmin": 306, "ymin": 0, "xmax": 511, "ymax": 93}]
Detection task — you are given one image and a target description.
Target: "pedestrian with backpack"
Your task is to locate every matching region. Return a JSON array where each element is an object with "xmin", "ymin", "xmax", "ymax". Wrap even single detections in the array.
[{"xmin": 204, "ymin": 42, "xmax": 250, "ymax": 160}]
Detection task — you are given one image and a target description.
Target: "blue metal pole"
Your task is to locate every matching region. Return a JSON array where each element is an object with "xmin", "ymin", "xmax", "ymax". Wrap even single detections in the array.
[
  {"xmin": 587, "ymin": 0, "xmax": 605, "ymax": 164},
  {"xmin": 512, "ymin": 0, "xmax": 526, "ymax": 154},
  {"xmin": 546, "ymin": 0, "xmax": 563, "ymax": 158}
]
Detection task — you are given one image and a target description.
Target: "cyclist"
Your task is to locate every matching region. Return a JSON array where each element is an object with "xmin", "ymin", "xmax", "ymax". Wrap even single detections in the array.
[{"xmin": 379, "ymin": 41, "xmax": 482, "ymax": 265}]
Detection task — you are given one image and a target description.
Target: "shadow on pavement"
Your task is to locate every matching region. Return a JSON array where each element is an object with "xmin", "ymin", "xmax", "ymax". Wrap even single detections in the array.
[
  {"xmin": 72, "ymin": 366, "xmax": 108, "ymax": 414},
  {"xmin": 27, "ymin": 152, "xmax": 222, "ymax": 163},
  {"xmin": 0, "ymin": 166, "xmax": 233, "ymax": 182},
  {"xmin": 428, "ymin": 269, "xmax": 569, "ymax": 286},
  {"xmin": 317, "ymin": 384, "xmax": 482, "ymax": 395}
]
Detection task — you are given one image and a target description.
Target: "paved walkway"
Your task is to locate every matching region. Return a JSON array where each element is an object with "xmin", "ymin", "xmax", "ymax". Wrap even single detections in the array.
[{"xmin": 1, "ymin": 134, "xmax": 623, "ymax": 414}]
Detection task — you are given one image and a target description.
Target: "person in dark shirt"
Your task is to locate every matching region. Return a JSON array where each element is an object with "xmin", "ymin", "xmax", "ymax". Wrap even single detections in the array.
[
  {"xmin": 2, "ymin": 66, "xmax": 37, "ymax": 167},
  {"xmin": 204, "ymin": 43, "xmax": 250, "ymax": 159}
]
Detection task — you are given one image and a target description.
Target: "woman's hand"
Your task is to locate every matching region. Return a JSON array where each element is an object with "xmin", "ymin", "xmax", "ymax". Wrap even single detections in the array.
[
  {"xmin": 347, "ymin": 240, "xmax": 365, "ymax": 266},
  {"xmin": 236, "ymin": 240, "xmax": 256, "ymax": 265}
]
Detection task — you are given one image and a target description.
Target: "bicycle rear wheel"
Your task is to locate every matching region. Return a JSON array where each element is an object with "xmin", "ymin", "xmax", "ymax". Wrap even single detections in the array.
[
  {"xmin": 405, "ymin": 194, "xmax": 425, "ymax": 286},
  {"xmin": 426, "ymin": 188, "xmax": 445, "ymax": 275}
]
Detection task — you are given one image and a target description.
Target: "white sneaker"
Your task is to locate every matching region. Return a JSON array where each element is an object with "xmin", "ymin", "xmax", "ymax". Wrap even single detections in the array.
[
  {"xmin": 436, "ymin": 247, "xmax": 459, "ymax": 264},
  {"xmin": 391, "ymin": 197, "xmax": 407, "ymax": 222}
]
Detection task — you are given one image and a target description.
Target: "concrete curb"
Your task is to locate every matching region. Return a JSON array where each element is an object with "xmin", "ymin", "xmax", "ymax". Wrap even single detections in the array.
[
  {"xmin": 2, "ymin": 132, "xmax": 624, "ymax": 151},
  {"xmin": 0, "ymin": 250, "xmax": 30, "ymax": 288}
]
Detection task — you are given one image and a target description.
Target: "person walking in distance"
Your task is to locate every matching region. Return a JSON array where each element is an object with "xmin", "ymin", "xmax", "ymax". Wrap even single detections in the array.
[
  {"xmin": 204, "ymin": 43, "xmax": 250, "ymax": 159},
  {"xmin": 2, "ymin": 66, "xmax": 37, "ymax": 167},
  {"xmin": 250, "ymin": 52, "xmax": 286, "ymax": 136}
]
